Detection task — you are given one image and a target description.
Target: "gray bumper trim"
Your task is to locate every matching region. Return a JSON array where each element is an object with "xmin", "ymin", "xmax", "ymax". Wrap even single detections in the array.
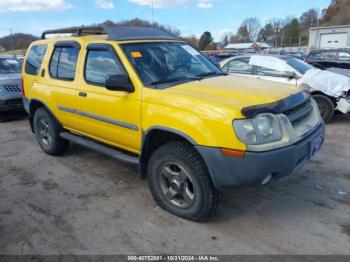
[{"xmin": 195, "ymin": 122, "xmax": 325, "ymax": 191}]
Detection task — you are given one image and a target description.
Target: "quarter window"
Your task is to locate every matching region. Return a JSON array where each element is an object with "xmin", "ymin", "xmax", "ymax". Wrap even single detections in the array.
[
  {"xmin": 49, "ymin": 47, "xmax": 79, "ymax": 80},
  {"xmin": 85, "ymin": 49, "xmax": 125, "ymax": 86},
  {"xmin": 25, "ymin": 45, "xmax": 47, "ymax": 75}
]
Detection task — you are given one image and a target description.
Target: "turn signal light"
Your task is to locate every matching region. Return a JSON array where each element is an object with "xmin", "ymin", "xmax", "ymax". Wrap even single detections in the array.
[{"xmin": 220, "ymin": 148, "xmax": 246, "ymax": 158}]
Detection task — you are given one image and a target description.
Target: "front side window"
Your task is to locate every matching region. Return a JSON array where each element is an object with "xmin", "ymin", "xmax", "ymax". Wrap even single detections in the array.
[
  {"xmin": 85, "ymin": 49, "xmax": 125, "ymax": 86},
  {"xmin": 25, "ymin": 45, "xmax": 47, "ymax": 75},
  {"xmin": 255, "ymin": 66, "xmax": 285, "ymax": 77},
  {"xmin": 224, "ymin": 58, "xmax": 252, "ymax": 74},
  {"xmin": 49, "ymin": 47, "xmax": 79, "ymax": 80},
  {"xmin": 0, "ymin": 58, "xmax": 21, "ymax": 74},
  {"xmin": 121, "ymin": 42, "xmax": 221, "ymax": 88}
]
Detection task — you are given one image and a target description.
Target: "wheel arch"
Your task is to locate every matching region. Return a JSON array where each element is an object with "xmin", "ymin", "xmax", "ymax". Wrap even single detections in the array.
[
  {"xmin": 28, "ymin": 99, "xmax": 58, "ymax": 132},
  {"xmin": 139, "ymin": 127, "xmax": 197, "ymax": 179}
]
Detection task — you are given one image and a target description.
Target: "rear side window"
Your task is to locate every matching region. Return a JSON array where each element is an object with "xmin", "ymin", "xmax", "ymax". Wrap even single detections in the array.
[
  {"xmin": 49, "ymin": 47, "xmax": 79, "ymax": 80},
  {"xmin": 85, "ymin": 49, "xmax": 125, "ymax": 86},
  {"xmin": 223, "ymin": 58, "xmax": 252, "ymax": 74},
  {"xmin": 339, "ymin": 51, "xmax": 350, "ymax": 61},
  {"xmin": 321, "ymin": 51, "xmax": 337, "ymax": 60},
  {"xmin": 25, "ymin": 45, "xmax": 47, "ymax": 75}
]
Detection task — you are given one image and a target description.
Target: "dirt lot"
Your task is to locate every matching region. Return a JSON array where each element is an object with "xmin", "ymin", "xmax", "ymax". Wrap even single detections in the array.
[{"xmin": 0, "ymin": 112, "xmax": 349, "ymax": 255}]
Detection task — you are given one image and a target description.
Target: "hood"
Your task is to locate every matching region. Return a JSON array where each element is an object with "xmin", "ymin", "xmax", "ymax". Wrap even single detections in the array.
[
  {"xmin": 165, "ymin": 75, "xmax": 300, "ymax": 111},
  {"xmin": 0, "ymin": 73, "xmax": 21, "ymax": 85}
]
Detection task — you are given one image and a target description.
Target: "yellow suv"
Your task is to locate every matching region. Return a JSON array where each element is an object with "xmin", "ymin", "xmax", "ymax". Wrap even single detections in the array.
[{"xmin": 22, "ymin": 26, "xmax": 325, "ymax": 221}]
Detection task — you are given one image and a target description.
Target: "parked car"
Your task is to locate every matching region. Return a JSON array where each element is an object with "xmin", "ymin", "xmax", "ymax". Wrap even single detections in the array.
[
  {"xmin": 0, "ymin": 55, "xmax": 23, "ymax": 112},
  {"xmin": 23, "ymin": 26, "xmax": 324, "ymax": 221},
  {"xmin": 220, "ymin": 54, "xmax": 350, "ymax": 122},
  {"xmin": 305, "ymin": 49, "xmax": 350, "ymax": 70},
  {"xmin": 208, "ymin": 52, "xmax": 242, "ymax": 66}
]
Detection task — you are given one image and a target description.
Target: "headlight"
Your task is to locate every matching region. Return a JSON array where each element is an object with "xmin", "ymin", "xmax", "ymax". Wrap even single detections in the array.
[
  {"xmin": 233, "ymin": 113, "xmax": 283, "ymax": 145},
  {"xmin": 0, "ymin": 86, "xmax": 4, "ymax": 93}
]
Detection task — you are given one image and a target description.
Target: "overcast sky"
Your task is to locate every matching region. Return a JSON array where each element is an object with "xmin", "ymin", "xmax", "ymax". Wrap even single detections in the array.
[{"xmin": 0, "ymin": 0, "xmax": 331, "ymax": 41}]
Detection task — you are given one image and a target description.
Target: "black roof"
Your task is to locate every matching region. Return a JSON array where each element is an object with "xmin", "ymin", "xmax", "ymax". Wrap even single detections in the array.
[{"xmin": 41, "ymin": 25, "xmax": 178, "ymax": 41}]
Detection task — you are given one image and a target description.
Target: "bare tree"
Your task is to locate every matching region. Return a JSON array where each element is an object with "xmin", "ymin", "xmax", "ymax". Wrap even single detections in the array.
[{"xmin": 241, "ymin": 17, "xmax": 261, "ymax": 41}]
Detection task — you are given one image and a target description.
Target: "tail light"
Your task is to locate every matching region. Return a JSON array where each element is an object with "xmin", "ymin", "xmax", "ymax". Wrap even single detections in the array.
[{"xmin": 21, "ymin": 78, "xmax": 25, "ymax": 97}]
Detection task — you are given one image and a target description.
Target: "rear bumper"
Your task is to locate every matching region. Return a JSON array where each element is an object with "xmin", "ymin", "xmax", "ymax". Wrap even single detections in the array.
[{"xmin": 195, "ymin": 122, "xmax": 325, "ymax": 191}]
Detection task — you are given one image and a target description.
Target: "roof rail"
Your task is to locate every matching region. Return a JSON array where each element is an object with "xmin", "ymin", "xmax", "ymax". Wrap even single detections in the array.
[
  {"xmin": 41, "ymin": 25, "xmax": 178, "ymax": 41},
  {"xmin": 41, "ymin": 26, "xmax": 105, "ymax": 39}
]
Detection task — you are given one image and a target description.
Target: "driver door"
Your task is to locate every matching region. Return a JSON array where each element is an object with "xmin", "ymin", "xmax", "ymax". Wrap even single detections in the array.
[
  {"xmin": 74, "ymin": 43, "xmax": 141, "ymax": 153},
  {"xmin": 253, "ymin": 65, "xmax": 297, "ymax": 86}
]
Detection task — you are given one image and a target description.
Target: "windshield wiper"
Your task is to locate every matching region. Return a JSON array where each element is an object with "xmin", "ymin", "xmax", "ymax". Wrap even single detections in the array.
[
  {"xmin": 196, "ymin": 72, "xmax": 227, "ymax": 78},
  {"xmin": 150, "ymin": 76, "xmax": 202, "ymax": 86}
]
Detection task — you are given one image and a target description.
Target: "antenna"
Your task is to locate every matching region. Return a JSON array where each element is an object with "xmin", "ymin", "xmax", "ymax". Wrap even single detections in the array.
[{"xmin": 152, "ymin": 0, "xmax": 155, "ymax": 39}]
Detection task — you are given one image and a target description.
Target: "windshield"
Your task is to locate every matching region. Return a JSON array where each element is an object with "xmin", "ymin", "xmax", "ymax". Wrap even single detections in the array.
[
  {"xmin": 0, "ymin": 58, "xmax": 21, "ymax": 74},
  {"xmin": 121, "ymin": 42, "xmax": 222, "ymax": 87},
  {"xmin": 283, "ymin": 57, "xmax": 313, "ymax": 75}
]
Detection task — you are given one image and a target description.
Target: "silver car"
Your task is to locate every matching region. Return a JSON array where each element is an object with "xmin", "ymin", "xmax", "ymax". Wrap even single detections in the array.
[{"xmin": 0, "ymin": 56, "xmax": 23, "ymax": 111}]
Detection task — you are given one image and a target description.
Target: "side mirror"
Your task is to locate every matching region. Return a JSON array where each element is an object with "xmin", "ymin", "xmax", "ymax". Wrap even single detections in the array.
[
  {"xmin": 283, "ymin": 71, "xmax": 297, "ymax": 79},
  {"xmin": 105, "ymin": 74, "xmax": 134, "ymax": 92}
]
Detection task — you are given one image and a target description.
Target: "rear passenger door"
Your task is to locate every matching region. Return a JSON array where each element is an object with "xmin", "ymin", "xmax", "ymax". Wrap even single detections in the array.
[
  {"xmin": 338, "ymin": 51, "xmax": 350, "ymax": 69},
  {"xmin": 74, "ymin": 43, "xmax": 141, "ymax": 154},
  {"xmin": 44, "ymin": 41, "xmax": 82, "ymax": 130},
  {"xmin": 221, "ymin": 57, "xmax": 254, "ymax": 78}
]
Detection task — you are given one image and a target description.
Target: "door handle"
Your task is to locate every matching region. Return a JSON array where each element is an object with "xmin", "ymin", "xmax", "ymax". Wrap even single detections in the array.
[
  {"xmin": 79, "ymin": 92, "xmax": 87, "ymax": 97},
  {"xmin": 41, "ymin": 69, "xmax": 45, "ymax": 77}
]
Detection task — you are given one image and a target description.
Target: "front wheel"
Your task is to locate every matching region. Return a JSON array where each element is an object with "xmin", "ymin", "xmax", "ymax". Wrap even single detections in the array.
[
  {"xmin": 312, "ymin": 94, "xmax": 335, "ymax": 123},
  {"xmin": 147, "ymin": 141, "xmax": 219, "ymax": 221}
]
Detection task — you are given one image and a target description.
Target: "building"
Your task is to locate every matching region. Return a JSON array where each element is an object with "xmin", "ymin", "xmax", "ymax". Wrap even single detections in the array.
[
  {"xmin": 224, "ymin": 42, "xmax": 270, "ymax": 52},
  {"xmin": 309, "ymin": 25, "xmax": 350, "ymax": 49}
]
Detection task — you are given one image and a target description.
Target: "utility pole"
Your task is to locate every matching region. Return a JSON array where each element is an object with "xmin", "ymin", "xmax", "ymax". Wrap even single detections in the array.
[{"xmin": 9, "ymin": 28, "xmax": 15, "ymax": 52}]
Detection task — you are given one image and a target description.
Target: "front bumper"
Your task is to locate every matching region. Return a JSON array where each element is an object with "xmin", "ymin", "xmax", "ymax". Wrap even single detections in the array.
[
  {"xmin": 0, "ymin": 91, "xmax": 23, "ymax": 111},
  {"xmin": 195, "ymin": 122, "xmax": 325, "ymax": 191}
]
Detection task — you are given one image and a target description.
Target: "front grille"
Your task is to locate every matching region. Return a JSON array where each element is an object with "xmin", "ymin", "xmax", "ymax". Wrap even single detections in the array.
[
  {"xmin": 3, "ymin": 85, "xmax": 21, "ymax": 92},
  {"xmin": 283, "ymin": 99, "xmax": 313, "ymax": 127}
]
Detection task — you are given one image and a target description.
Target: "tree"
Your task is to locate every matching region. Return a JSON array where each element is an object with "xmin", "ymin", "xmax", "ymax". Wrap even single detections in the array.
[
  {"xmin": 236, "ymin": 25, "xmax": 251, "ymax": 42},
  {"xmin": 241, "ymin": 17, "xmax": 261, "ymax": 42},
  {"xmin": 283, "ymin": 18, "xmax": 301, "ymax": 46},
  {"xmin": 0, "ymin": 33, "xmax": 38, "ymax": 51},
  {"xmin": 258, "ymin": 23, "xmax": 275, "ymax": 44},
  {"xmin": 321, "ymin": 0, "xmax": 350, "ymax": 26},
  {"xmin": 300, "ymin": 9, "xmax": 319, "ymax": 28},
  {"xmin": 181, "ymin": 35, "xmax": 199, "ymax": 48},
  {"xmin": 102, "ymin": 18, "xmax": 181, "ymax": 38},
  {"xmin": 198, "ymin": 31, "xmax": 213, "ymax": 50},
  {"xmin": 221, "ymin": 34, "xmax": 229, "ymax": 47}
]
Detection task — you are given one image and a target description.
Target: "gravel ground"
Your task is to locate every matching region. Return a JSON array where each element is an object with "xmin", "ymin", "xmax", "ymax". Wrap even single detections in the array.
[{"xmin": 0, "ymin": 112, "xmax": 349, "ymax": 255}]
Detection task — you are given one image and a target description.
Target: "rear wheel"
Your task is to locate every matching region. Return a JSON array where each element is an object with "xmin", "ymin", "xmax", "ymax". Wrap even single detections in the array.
[
  {"xmin": 33, "ymin": 108, "xmax": 69, "ymax": 155},
  {"xmin": 147, "ymin": 141, "xmax": 219, "ymax": 221},
  {"xmin": 312, "ymin": 94, "xmax": 334, "ymax": 123}
]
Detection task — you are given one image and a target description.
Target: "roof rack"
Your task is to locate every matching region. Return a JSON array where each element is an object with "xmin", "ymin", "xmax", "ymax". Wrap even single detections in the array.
[
  {"xmin": 41, "ymin": 26, "xmax": 105, "ymax": 39},
  {"xmin": 41, "ymin": 25, "xmax": 178, "ymax": 41}
]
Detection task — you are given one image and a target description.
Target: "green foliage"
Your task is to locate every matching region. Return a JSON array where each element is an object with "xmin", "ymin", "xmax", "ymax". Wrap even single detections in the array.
[
  {"xmin": 0, "ymin": 33, "xmax": 38, "ymax": 51},
  {"xmin": 283, "ymin": 19, "xmax": 301, "ymax": 46},
  {"xmin": 198, "ymin": 31, "xmax": 213, "ymax": 50}
]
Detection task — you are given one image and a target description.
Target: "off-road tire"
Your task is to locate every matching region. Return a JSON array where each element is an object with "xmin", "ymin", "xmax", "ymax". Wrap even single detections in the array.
[
  {"xmin": 147, "ymin": 141, "xmax": 219, "ymax": 221},
  {"xmin": 313, "ymin": 94, "xmax": 334, "ymax": 123},
  {"xmin": 33, "ymin": 108, "xmax": 69, "ymax": 155}
]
